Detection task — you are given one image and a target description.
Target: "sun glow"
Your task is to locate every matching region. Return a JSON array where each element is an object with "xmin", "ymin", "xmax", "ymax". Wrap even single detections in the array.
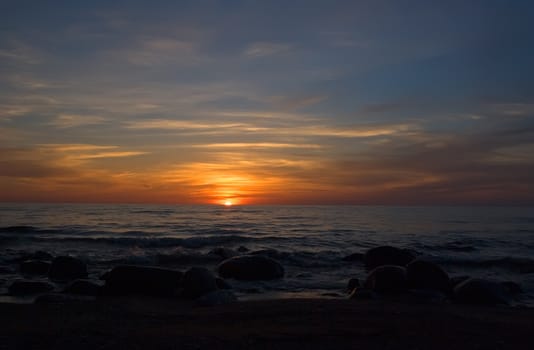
[{"xmin": 224, "ymin": 200, "xmax": 233, "ymax": 206}]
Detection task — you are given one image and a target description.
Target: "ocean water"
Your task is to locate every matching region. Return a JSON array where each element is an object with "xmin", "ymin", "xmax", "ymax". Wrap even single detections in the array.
[{"xmin": 1, "ymin": 204, "xmax": 533, "ymax": 305}]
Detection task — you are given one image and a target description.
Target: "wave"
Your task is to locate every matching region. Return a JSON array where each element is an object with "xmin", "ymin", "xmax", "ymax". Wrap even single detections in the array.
[
  {"xmin": 0, "ymin": 226, "xmax": 39, "ymax": 233},
  {"xmin": 29, "ymin": 234, "xmax": 296, "ymax": 248},
  {"xmin": 420, "ymin": 242, "xmax": 477, "ymax": 252}
]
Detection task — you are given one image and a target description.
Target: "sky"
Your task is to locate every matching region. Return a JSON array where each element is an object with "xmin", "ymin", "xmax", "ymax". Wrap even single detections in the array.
[{"xmin": 1, "ymin": 0, "xmax": 533, "ymax": 205}]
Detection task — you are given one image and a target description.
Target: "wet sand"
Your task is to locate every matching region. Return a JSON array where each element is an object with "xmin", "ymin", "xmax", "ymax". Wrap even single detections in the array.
[{"xmin": 1, "ymin": 297, "xmax": 533, "ymax": 349}]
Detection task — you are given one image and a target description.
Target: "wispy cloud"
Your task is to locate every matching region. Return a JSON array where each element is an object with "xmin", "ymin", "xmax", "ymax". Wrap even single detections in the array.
[
  {"xmin": 191, "ymin": 143, "xmax": 324, "ymax": 149},
  {"xmin": 244, "ymin": 42, "xmax": 292, "ymax": 58},
  {"xmin": 124, "ymin": 119, "xmax": 255, "ymax": 131},
  {"xmin": 49, "ymin": 114, "xmax": 107, "ymax": 128},
  {"xmin": 107, "ymin": 36, "xmax": 204, "ymax": 67},
  {"xmin": 0, "ymin": 40, "xmax": 42, "ymax": 65}
]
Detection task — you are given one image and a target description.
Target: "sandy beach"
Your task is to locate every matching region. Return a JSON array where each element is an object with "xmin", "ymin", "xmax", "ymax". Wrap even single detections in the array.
[{"xmin": 1, "ymin": 297, "xmax": 533, "ymax": 349}]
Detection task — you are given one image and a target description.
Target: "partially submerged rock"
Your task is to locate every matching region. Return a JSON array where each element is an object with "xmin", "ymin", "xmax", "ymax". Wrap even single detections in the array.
[
  {"xmin": 364, "ymin": 265, "xmax": 407, "ymax": 293},
  {"xmin": 8, "ymin": 280, "xmax": 55, "ymax": 296},
  {"xmin": 101, "ymin": 265, "xmax": 183, "ymax": 296},
  {"xmin": 346, "ymin": 278, "xmax": 360, "ymax": 293},
  {"xmin": 20, "ymin": 260, "xmax": 51, "ymax": 275},
  {"xmin": 63, "ymin": 279, "xmax": 101, "ymax": 296},
  {"xmin": 182, "ymin": 267, "xmax": 218, "ymax": 298},
  {"xmin": 349, "ymin": 288, "xmax": 376, "ymax": 300},
  {"xmin": 218, "ymin": 255, "xmax": 284, "ymax": 281},
  {"xmin": 48, "ymin": 256, "xmax": 88, "ymax": 281},
  {"xmin": 364, "ymin": 246, "xmax": 415, "ymax": 271},
  {"xmin": 215, "ymin": 277, "xmax": 232, "ymax": 290},
  {"xmin": 406, "ymin": 259, "xmax": 450, "ymax": 293},
  {"xmin": 453, "ymin": 278, "xmax": 511, "ymax": 305}
]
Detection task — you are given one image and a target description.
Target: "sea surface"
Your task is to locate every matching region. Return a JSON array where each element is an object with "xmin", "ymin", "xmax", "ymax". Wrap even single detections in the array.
[{"xmin": 1, "ymin": 204, "xmax": 534, "ymax": 305}]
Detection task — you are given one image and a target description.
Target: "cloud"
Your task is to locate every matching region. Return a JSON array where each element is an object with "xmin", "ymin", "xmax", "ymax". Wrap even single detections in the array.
[
  {"xmin": 106, "ymin": 36, "xmax": 204, "ymax": 67},
  {"xmin": 244, "ymin": 42, "xmax": 292, "ymax": 58},
  {"xmin": 124, "ymin": 119, "xmax": 256, "ymax": 131},
  {"xmin": 191, "ymin": 143, "xmax": 324, "ymax": 149},
  {"xmin": 74, "ymin": 151, "xmax": 147, "ymax": 159},
  {"xmin": 123, "ymin": 115, "xmax": 415, "ymax": 139},
  {"xmin": 49, "ymin": 114, "xmax": 107, "ymax": 128},
  {"xmin": 270, "ymin": 95, "xmax": 328, "ymax": 110},
  {"xmin": 36, "ymin": 144, "xmax": 148, "ymax": 162},
  {"xmin": 486, "ymin": 103, "xmax": 534, "ymax": 117},
  {"xmin": 0, "ymin": 40, "xmax": 42, "ymax": 65}
]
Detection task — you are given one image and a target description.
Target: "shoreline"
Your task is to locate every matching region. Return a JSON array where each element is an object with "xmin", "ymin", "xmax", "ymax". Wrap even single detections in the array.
[{"xmin": 1, "ymin": 297, "xmax": 533, "ymax": 349}]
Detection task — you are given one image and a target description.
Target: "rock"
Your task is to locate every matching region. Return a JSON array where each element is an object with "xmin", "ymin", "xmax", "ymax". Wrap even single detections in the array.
[
  {"xmin": 364, "ymin": 265, "xmax": 407, "ymax": 293},
  {"xmin": 342, "ymin": 252, "xmax": 364, "ymax": 262},
  {"xmin": 364, "ymin": 246, "xmax": 415, "ymax": 270},
  {"xmin": 195, "ymin": 290, "xmax": 237, "ymax": 307},
  {"xmin": 34, "ymin": 293, "xmax": 93, "ymax": 304},
  {"xmin": 346, "ymin": 278, "xmax": 360, "ymax": 293},
  {"xmin": 218, "ymin": 255, "xmax": 284, "ymax": 281},
  {"xmin": 48, "ymin": 256, "xmax": 88, "ymax": 281},
  {"xmin": 406, "ymin": 259, "xmax": 450, "ymax": 292},
  {"xmin": 0, "ymin": 265, "xmax": 15, "ymax": 274},
  {"xmin": 237, "ymin": 246, "xmax": 249, "ymax": 253},
  {"xmin": 215, "ymin": 277, "xmax": 232, "ymax": 290},
  {"xmin": 182, "ymin": 267, "xmax": 218, "ymax": 298},
  {"xmin": 449, "ymin": 275, "xmax": 470, "ymax": 290},
  {"xmin": 349, "ymin": 288, "xmax": 376, "ymax": 300},
  {"xmin": 453, "ymin": 278, "xmax": 511, "ymax": 305},
  {"xmin": 63, "ymin": 279, "xmax": 101, "ymax": 296},
  {"xmin": 208, "ymin": 247, "xmax": 238, "ymax": 260},
  {"xmin": 8, "ymin": 280, "xmax": 55, "ymax": 295},
  {"xmin": 101, "ymin": 265, "xmax": 183, "ymax": 296},
  {"xmin": 501, "ymin": 281, "xmax": 522, "ymax": 294},
  {"xmin": 20, "ymin": 260, "xmax": 51, "ymax": 275}
]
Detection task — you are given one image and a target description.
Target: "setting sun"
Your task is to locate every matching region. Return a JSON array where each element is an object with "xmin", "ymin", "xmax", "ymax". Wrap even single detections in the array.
[{"xmin": 224, "ymin": 200, "xmax": 233, "ymax": 206}]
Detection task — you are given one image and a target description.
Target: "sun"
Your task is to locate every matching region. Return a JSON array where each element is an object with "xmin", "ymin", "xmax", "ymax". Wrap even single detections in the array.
[{"xmin": 224, "ymin": 200, "xmax": 233, "ymax": 206}]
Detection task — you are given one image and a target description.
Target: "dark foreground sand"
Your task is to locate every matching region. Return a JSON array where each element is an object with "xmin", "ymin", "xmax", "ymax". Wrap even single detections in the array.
[{"xmin": 1, "ymin": 298, "xmax": 533, "ymax": 349}]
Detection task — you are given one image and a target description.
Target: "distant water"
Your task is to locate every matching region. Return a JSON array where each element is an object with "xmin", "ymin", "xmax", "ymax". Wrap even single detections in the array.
[{"xmin": 1, "ymin": 204, "xmax": 534, "ymax": 305}]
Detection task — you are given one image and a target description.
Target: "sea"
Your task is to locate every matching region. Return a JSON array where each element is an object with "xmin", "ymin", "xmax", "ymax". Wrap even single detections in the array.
[{"xmin": 1, "ymin": 204, "xmax": 534, "ymax": 305}]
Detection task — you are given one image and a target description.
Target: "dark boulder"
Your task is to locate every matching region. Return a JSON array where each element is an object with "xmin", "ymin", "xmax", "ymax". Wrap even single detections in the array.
[
  {"xmin": 342, "ymin": 252, "xmax": 364, "ymax": 262},
  {"xmin": 63, "ymin": 279, "xmax": 101, "ymax": 296},
  {"xmin": 237, "ymin": 246, "xmax": 249, "ymax": 253},
  {"xmin": 364, "ymin": 246, "xmax": 415, "ymax": 270},
  {"xmin": 364, "ymin": 265, "xmax": 407, "ymax": 293},
  {"xmin": 349, "ymin": 288, "xmax": 376, "ymax": 300},
  {"xmin": 48, "ymin": 256, "xmax": 88, "ymax": 281},
  {"xmin": 0, "ymin": 266, "xmax": 15, "ymax": 274},
  {"xmin": 182, "ymin": 267, "xmax": 218, "ymax": 298},
  {"xmin": 218, "ymin": 255, "xmax": 284, "ymax": 281},
  {"xmin": 346, "ymin": 278, "xmax": 360, "ymax": 293},
  {"xmin": 449, "ymin": 275, "xmax": 470, "ymax": 290},
  {"xmin": 406, "ymin": 259, "xmax": 450, "ymax": 292},
  {"xmin": 20, "ymin": 260, "xmax": 51, "ymax": 275},
  {"xmin": 8, "ymin": 280, "xmax": 55, "ymax": 296},
  {"xmin": 501, "ymin": 281, "xmax": 522, "ymax": 294},
  {"xmin": 101, "ymin": 265, "xmax": 183, "ymax": 296},
  {"xmin": 215, "ymin": 277, "xmax": 232, "ymax": 290},
  {"xmin": 453, "ymin": 278, "xmax": 511, "ymax": 305}
]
